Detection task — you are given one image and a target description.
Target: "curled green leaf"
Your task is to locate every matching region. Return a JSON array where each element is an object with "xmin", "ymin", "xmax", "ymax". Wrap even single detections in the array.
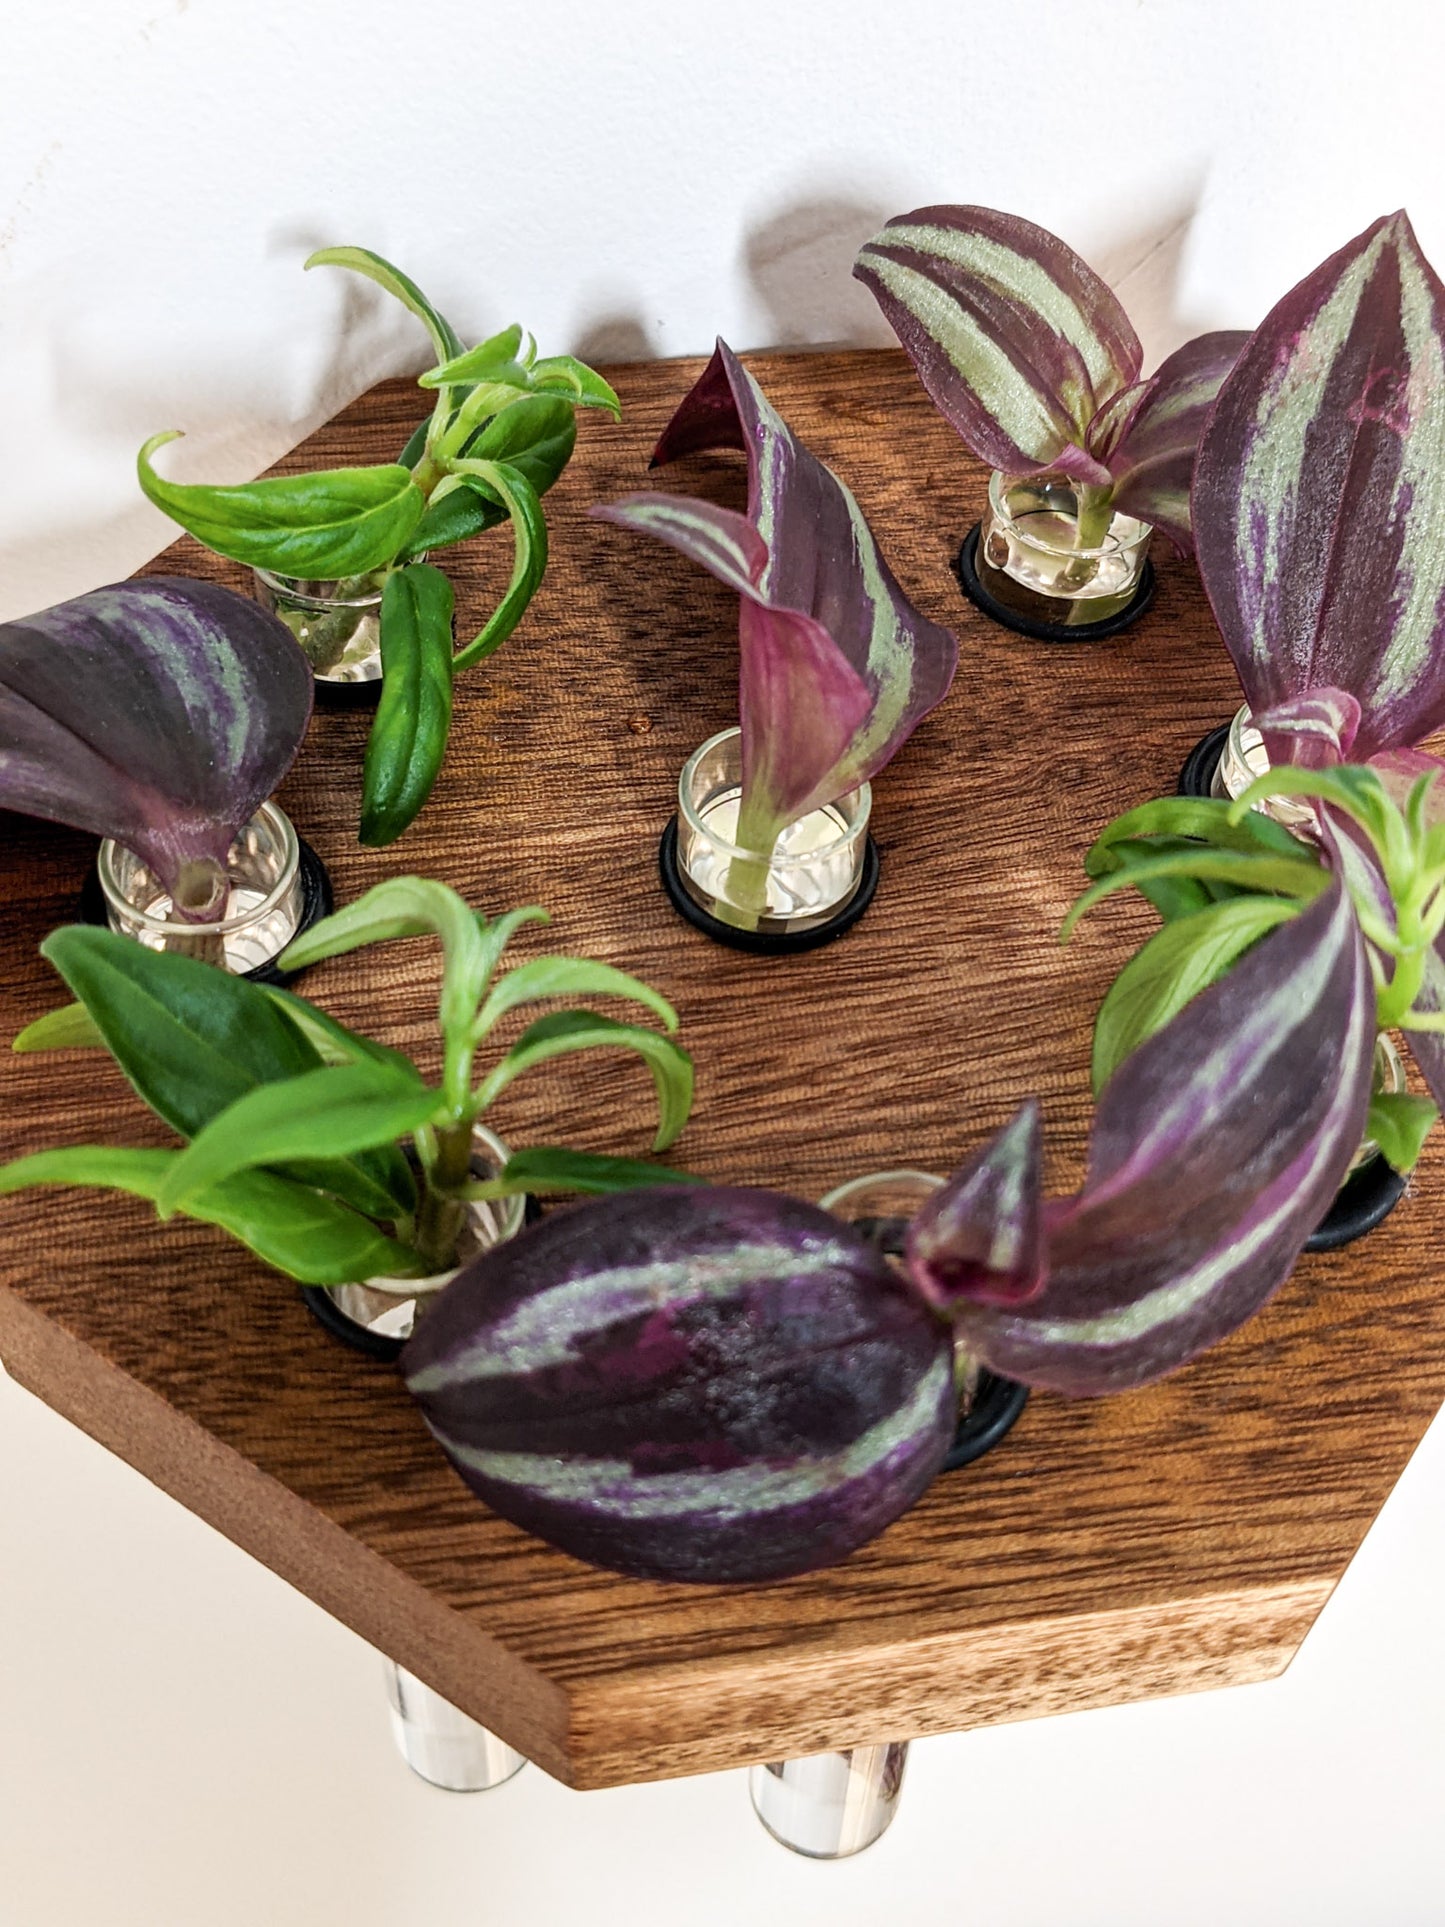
[{"xmin": 360, "ymin": 563, "xmax": 455, "ymax": 847}]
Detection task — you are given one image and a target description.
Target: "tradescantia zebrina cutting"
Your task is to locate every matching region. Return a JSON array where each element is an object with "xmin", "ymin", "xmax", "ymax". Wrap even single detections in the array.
[
  {"xmin": 400, "ymin": 882, "xmax": 1373, "ymax": 1584},
  {"xmin": 853, "ymin": 204, "xmax": 1247, "ymax": 553},
  {"xmin": 0, "ymin": 578, "xmax": 311, "ymax": 922},
  {"xmin": 593, "ymin": 340, "xmax": 958, "ymax": 928},
  {"xmin": 137, "ymin": 247, "xmax": 620, "ymax": 847},
  {"xmin": 1193, "ymin": 210, "xmax": 1445, "ymax": 770}
]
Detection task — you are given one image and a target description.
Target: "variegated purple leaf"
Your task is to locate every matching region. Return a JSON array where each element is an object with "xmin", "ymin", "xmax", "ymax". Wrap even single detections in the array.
[
  {"xmin": 1194, "ymin": 213, "xmax": 1445, "ymax": 759},
  {"xmin": 0, "ymin": 578, "xmax": 312, "ymax": 915},
  {"xmin": 854, "ymin": 205, "xmax": 1141, "ymax": 476},
  {"xmin": 907, "ymin": 1101, "xmax": 1044, "ymax": 1310},
  {"xmin": 595, "ymin": 342, "xmax": 956, "ymax": 841},
  {"xmin": 926, "ymin": 882, "xmax": 1374, "ymax": 1394},
  {"xmin": 1254, "ymin": 688, "xmax": 1362, "ymax": 768},
  {"xmin": 403, "ymin": 1185, "xmax": 955, "ymax": 1584},
  {"xmin": 1102, "ymin": 331, "xmax": 1249, "ymax": 551}
]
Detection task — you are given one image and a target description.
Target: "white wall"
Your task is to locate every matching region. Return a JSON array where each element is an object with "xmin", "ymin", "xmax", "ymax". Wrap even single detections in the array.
[{"xmin": 4, "ymin": 3, "xmax": 1445, "ymax": 1921}]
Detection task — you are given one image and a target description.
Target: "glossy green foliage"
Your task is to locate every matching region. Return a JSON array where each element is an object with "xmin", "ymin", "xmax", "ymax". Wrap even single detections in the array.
[{"xmin": 1, "ymin": 886, "xmax": 695, "ymax": 1289}]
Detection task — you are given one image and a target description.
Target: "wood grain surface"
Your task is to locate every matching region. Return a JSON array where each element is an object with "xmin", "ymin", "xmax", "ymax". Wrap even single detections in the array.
[{"xmin": 2, "ymin": 350, "xmax": 1442, "ymax": 1789}]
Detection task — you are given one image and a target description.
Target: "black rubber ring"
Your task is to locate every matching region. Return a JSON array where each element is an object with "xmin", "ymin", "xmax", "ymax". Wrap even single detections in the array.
[
  {"xmin": 954, "ymin": 522, "xmax": 1156, "ymax": 643},
  {"xmin": 302, "ymin": 1195, "xmax": 544, "ymax": 1362},
  {"xmin": 1305, "ymin": 1154, "xmax": 1408, "ymax": 1253},
  {"xmin": 312, "ymin": 670, "xmax": 383, "ymax": 709},
  {"xmin": 658, "ymin": 815, "xmax": 880, "ymax": 955},
  {"xmin": 941, "ymin": 1371, "xmax": 1031, "ymax": 1472},
  {"xmin": 1177, "ymin": 723, "xmax": 1231, "ymax": 798},
  {"xmin": 77, "ymin": 837, "xmax": 335, "ymax": 989}
]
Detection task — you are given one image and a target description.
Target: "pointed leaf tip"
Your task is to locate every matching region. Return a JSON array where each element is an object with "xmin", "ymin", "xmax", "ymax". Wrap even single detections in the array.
[{"xmin": 906, "ymin": 1101, "xmax": 1045, "ymax": 1311}]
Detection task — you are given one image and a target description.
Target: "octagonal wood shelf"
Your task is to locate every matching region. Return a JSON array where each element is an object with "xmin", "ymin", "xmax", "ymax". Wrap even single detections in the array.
[{"xmin": 3, "ymin": 350, "xmax": 1443, "ymax": 1791}]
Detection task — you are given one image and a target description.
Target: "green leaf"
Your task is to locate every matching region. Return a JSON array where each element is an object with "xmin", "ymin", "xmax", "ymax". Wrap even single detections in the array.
[
  {"xmin": 474, "ymin": 1010, "xmax": 694, "ymax": 1151},
  {"xmin": 419, "ymin": 325, "xmax": 531, "ymax": 390},
  {"xmin": 259, "ymin": 986, "xmax": 416, "ymax": 1077},
  {"xmin": 0, "ymin": 1145, "xmax": 424, "ymax": 1285},
  {"xmin": 1364, "ymin": 1090, "xmax": 1438, "ymax": 1173},
  {"xmin": 137, "ymin": 434, "xmax": 426, "ymax": 577},
  {"xmin": 305, "ymin": 246, "xmax": 464, "ymax": 364},
  {"xmin": 473, "ymin": 956, "xmax": 678, "ymax": 1043},
  {"xmin": 446, "ymin": 459, "xmax": 548, "ymax": 671},
  {"xmin": 155, "ymin": 1061, "xmax": 438, "ymax": 1218},
  {"xmin": 471, "ymin": 1146, "xmax": 703, "ymax": 1198},
  {"xmin": 461, "ymin": 393, "xmax": 576, "ymax": 498},
  {"xmin": 1085, "ymin": 795, "xmax": 1310, "ymax": 877},
  {"xmin": 1062, "ymin": 849, "xmax": 1329, "ymax": 941},
  {"xmin": 281, "ymin": 878, "xmax": 491, "ymax": 1106},
  {"xmin": 360, "ymin": 562, "xmax": 456, "ymax": 847},
  {"xmin": 1091, "ymin": 896, "xmax": 1302, "ymax": 1094},
  {"xmin": 399, "ymin": 481, "xmax": 505, "ymax": 559},
  {"xmin": 13, "ymin": 1002, "xmax": 105, "ymax": 1051},
  {"xmin": 528, "ymin": 355, "xmax": 622, "ymax": 417},
  {"xmin": 39, "ymin": 927, "xmax": 414, "ymax": 1220}
]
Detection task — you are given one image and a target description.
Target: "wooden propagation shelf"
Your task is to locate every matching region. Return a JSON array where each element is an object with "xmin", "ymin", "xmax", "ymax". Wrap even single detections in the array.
[{"xmin": 2, "ymin": 351, "xmax": 1442, "ymax": 1789}]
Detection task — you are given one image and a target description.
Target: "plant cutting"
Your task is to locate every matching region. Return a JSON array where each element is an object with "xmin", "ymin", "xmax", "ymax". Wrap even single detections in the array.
[
  {"xmin": 595, "ymin": 339, "xmax": 958, "ymax": 949},
  {"xmin": 1183, "ymin": 210, "xmax": 1445, "ymax": 811},
  {"xmin": 0, "ymin": 577, "xmax": 319, "ymax": 978},
  {"xmin": 136, "ymin": 246, "xmax": 621, "ymax": 846},
  {"xmin": 0, "ymin": 878, "xmax": 694, "ymax": 1350},
  {"xmin": 403, "ymin": 875, "xmax": 1374, "ymax": 1583},
  {"xmin": 853, "ymin": 204, "xmax": 1248, "ymax": 635}
]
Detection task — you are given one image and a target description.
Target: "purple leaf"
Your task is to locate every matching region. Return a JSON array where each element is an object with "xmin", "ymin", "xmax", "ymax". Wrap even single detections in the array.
[
  {"xmin": 1254, "ymin": 688, "xmax": 1362, "ymax": 767},
  {"xmin": 906, "ymin": 1101, "xmax": 1045, "ymax": 1310},
  {"xmin": 1103, "ymin": 331, "xmax": 1249, "ymax": 551},
  {"xmin": 853, "ymin": 204, "xmax": 1142, "ymax": 477},
  {"xmin": 1194, "ymin": 212, "xmax": 1445, "ymax": 758},
  {"xmin": 594, "ymin": 342, "xmax": 957, "ymax": 841},
  {"xmin": 403, "ymin": 1185, "xmax": 955, "ymax": 1584},
  {"xmin": 0, "ymin": 578, "xmax": 312, "ymax": 913},
  {"xmin": 925, "ymin": 883, "xmax": 1375, "ymax": 1394}
]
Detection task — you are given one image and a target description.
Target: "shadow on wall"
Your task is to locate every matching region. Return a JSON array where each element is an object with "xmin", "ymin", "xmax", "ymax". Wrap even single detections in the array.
[
  {"xmin": 744, "ymin": 194, "xmax": 901, "ymax": 349},
  {"xmin": 738, "ymin": 180, "xmax": 1214, "ymax": 372}
]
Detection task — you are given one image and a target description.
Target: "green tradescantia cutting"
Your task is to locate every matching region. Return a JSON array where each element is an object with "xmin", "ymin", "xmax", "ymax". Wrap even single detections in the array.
[{"xmin": 137, "ymin": 248, "xmax": 620, "ymax": 848}]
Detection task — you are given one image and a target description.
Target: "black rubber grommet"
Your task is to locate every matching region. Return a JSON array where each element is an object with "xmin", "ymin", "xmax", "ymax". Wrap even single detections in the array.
[
  {"xmin": 302, "ymin": 1194, "xmax": 544, "ymax": 1361},
  {"xmin": 1177, "ymin": 723, "xmax": 1231, "ymax": 798},
  {"xmin": 77, "ymin": 839, "xmax": 335, "ymax": 989},
  {"xmin": 954, "ymin": 522, "xmax": 1156, "ymax": 643},
  {"xmin": 658, "ymin": 815, "xmax": 880, "ymax": 955},
  {"xmin": 312, "ymin": 671, "xmax": 383, "ymax": 709},
  {"xmin": 301, "ymin": 1284, "xmax": 407, "ymax": 1361},
  {"xmin": 1305, "ymin": 1155, "xmax": 1408, "ymax": 1253},
  {"xmin": 942, "ymin": 1371, "xmax": 1031, "ymax": 1472}
]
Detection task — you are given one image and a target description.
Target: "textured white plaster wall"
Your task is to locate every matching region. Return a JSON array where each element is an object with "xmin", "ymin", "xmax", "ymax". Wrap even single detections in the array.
[{"xmin": 4, "ymin": 3, "xmax": 1445, "ymax": 1922}]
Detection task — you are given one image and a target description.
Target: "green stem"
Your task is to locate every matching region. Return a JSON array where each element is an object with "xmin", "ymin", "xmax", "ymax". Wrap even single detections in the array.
[
  {"xmin": 716, "ymin": 810, "xmax": 782, "ymax": 933},
  {"xmin": 1072, "ymin": 483, "xmax": 1116, "ymax": 553},
  {"xmin": 413, "ymin": 1118, "xmax": 473, "ymax": 1272}
]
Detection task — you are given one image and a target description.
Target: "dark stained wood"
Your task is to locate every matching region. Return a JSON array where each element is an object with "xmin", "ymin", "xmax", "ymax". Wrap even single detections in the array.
[{"xmin": 2, "ymin": 351, "xmax": 1442, "ymax": 1789}]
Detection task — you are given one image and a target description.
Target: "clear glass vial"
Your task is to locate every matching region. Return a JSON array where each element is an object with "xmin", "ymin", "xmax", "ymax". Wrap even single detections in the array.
[
  {"xmin": 98, "ymin": 800, "xmax": 304, "ymax": 974},
  {"xmin": 749, "ymin": 1743, "xmax": 909, "ymax": 1859},
  {"xmin": 1211, "ymin": 703, "xmax": 1318, "ymax": 831},
  {"xmin": 322, "ymin": 1124, "xmax": 526, "ymax": 1344},
  {"xmin": 253, "ymin": 567, "xmax": 388, "ymax": 682},
  {"xmin": 978, "ymin": 471, "xmax": 1152, "ymax": 626},
  {"xmin": 383, "ymin": 1663, "xmax": 527, "ymax": 1793},
  {"xmin": 675, "ymin": 727, "xmax": 871, "ymax": 935}
]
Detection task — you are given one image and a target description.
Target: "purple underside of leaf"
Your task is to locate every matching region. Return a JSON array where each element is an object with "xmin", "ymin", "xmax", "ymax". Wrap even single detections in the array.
[
  {"xmin": 1254, "ymin": 687, "xmax": 1362, "ymax": 767},
  {"xmin": 935, "ymin": 882, "xmax": 1374, "ymax": 1395},
  {"xmin": 1194, "ymin": 213, "xmax": 1445, "ymax": 757},
  {"xmin": 1100, "ymin": 330, "xmax": 1249, "ymax": 551},
  {"xmin": 0, "ymin": 577, "xmax": 311, "ymax": 897},
  {"xmin": 853, "ymin": 204, "xmax": 1140, "ymax": 476},
  {"xmin": 403, "ymin": 1186, "xmax": 955, "ymax": 1583},
  {"xmin": 595, "ymin": 341, "xmax": 957, "ymax": 828}
]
